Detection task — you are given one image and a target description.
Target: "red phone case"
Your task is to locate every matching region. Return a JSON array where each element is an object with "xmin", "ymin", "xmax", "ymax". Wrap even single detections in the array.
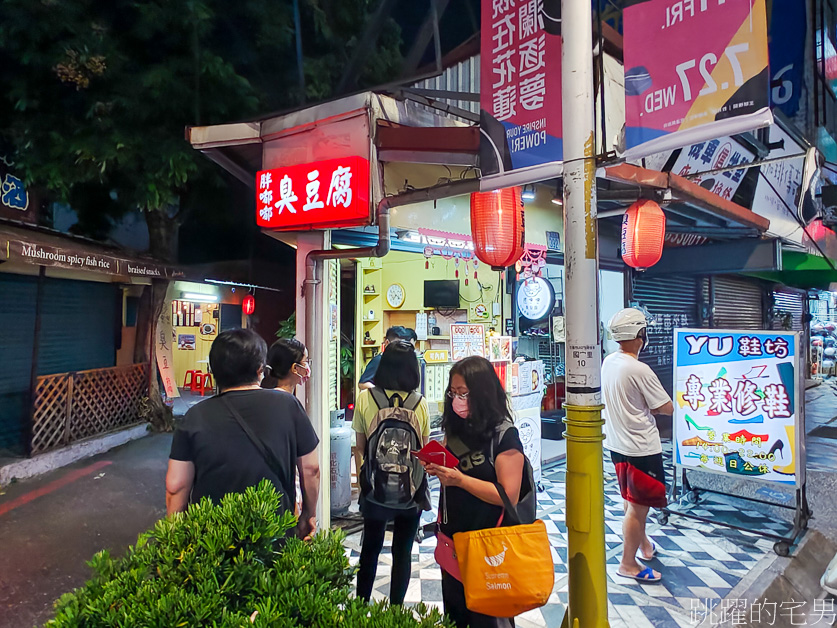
[{"xmin": 412, "ymin": 440, "xmax": 459, "ymax": 468}]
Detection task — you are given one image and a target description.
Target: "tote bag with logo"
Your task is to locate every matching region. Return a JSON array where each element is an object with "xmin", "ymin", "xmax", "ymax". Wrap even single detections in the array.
[{"xmin": 453, "ymin": 482, "xmax": 554, "ymax": 617}]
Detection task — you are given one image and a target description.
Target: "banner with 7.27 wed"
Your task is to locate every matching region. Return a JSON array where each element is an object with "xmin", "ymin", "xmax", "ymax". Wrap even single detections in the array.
[
  {"xmin": 623, "ymin": 0, "xmax": 772, "ymax": 159},
  {"xmin": 673, "ymin": 330, "xmax": 803, "ymax": 486}
]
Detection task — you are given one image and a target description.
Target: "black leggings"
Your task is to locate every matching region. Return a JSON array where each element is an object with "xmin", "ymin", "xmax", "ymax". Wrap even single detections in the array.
[
  {"xmin": 441, "ymin": 571, "xmax": 515, "ymax": 628},
  {"xmin": 356, "ymin": 513, "xmax": 421, "ymax": 605}
]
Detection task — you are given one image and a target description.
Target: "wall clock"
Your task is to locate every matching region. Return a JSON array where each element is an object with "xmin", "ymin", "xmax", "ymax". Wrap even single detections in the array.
[{"xmin": 386, "ymin": 283, "xmax": 406, "ymax": 308}]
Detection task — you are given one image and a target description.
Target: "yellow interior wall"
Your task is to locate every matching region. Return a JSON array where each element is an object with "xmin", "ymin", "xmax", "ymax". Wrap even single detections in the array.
[{"xmin": 171, "ymin": 301, "xmax": 219, "ymax": 389}]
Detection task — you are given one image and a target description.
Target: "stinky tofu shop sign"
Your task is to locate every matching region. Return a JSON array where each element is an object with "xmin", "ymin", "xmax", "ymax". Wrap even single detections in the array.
[{"xmin": 255, "ymin": 157, "xmax": 370, "ymax": 231}]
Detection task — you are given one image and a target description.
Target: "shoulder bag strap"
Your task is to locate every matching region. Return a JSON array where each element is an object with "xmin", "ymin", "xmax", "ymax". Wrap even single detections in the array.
[
  {"xmin": 220, "ymin": 395, "xmax": 284, "ymax": 479},
  {"xmin": 369, "ymin": 386, "xmax": 391, "ymax": 410},
  {"xmin": 403, "ymin": 391, "xmax": 422, "ymax": 411},
  {"xmin": 494, "ymin": 481, "xmax": 521, "ymax": 526}
]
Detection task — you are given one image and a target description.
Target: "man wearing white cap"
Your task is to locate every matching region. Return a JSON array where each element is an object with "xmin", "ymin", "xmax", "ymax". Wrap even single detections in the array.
[{"xmin": 602, "ymin": 308, "xmax": 673, "ymax": 583}]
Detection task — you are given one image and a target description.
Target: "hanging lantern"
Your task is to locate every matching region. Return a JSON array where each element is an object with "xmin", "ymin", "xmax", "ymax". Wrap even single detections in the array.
[
  {"xmin": 470, "ymin": 187, "xmax": 525, "ymax": 271},
  {"xmin": 621, "ymin": 199, "xmax": 666, "ymax": 270},
  {"xmin": 242, "ymin": 294, "xmax": 256, "ymax": 316}
]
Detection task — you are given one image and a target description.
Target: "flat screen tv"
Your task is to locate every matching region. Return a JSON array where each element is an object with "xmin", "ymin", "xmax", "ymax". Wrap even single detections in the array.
[{"xmin": 424, "ymin": 279, "xmax": 460, "ymax": 308}]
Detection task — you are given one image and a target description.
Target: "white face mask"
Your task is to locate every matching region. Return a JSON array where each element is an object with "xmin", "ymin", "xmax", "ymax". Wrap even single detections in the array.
[{"xmin": 294, "ymin": 362, "xmax": 311, "ymax": 384}]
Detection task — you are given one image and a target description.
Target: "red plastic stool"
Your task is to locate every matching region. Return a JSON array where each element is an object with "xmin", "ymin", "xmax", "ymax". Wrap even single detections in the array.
[
  {"xmin": 183, "ymin": 370, "xmax": 202, "ymax": 391},
  {"xmin": 194, "ymin": 372, "xmax": 214, "ymax": 396}
]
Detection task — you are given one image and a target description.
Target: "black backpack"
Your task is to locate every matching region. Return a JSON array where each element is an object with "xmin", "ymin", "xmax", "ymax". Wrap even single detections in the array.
[{"xmin": 360, "ymin": 388, "xmax": 426, "ymax": 510}]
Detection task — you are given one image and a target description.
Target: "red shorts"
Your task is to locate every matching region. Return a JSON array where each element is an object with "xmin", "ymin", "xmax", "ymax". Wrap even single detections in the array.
[{"xmin": 610, "ymin": 451, "xmax": 667, "ymax": 509}]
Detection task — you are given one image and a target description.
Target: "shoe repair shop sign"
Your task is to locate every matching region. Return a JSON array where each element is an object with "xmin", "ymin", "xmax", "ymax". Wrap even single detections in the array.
[{"xmin": 673, "ymin": 329, "xmax": 803, "ymax": 486}]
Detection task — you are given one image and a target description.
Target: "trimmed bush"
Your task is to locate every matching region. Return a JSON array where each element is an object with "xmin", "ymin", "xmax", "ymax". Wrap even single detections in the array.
[{"xmin": 46, "ymin": 481, "xmax": 451, "ymax": 627}]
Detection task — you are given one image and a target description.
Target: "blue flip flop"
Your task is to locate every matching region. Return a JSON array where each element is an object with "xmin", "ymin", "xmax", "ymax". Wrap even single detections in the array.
[{"xmin": 617, "ymin": 567, "xmax": 661, "ymax": 583}]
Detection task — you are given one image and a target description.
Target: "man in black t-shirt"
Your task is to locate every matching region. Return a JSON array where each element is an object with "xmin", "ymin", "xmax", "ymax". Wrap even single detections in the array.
[
  {"xmin": 166, "ymin": 329, "xmax": 320, "ymax": 538},
  {"xmin": 358, "ymin": 326, "xmax": 419, "ymax": 389}
]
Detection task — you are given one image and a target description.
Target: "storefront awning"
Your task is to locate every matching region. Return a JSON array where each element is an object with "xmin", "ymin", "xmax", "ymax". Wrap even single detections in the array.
[
  {"xmin": 0, "ymin": 224, "xmax": 183, "ymax": 280},
  {"xmin": 747, "ymin": 250, "xmax": 837, "ymax": 290}
]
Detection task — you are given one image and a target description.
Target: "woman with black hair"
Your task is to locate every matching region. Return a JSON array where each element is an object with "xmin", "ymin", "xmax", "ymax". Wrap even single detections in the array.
[
  {"xmin": 261, "ymin": 338, "xmax": 310, "ymax": 394},
  {"xmin": 423, "ymin": 356, "xmax": 525, "ymax": 628},
  {"xmin": 352, "ymin": 340, "xmax": 430, "ymax": 605}
]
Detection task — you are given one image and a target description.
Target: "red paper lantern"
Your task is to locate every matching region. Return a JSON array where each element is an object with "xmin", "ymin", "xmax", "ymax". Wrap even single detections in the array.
[
  {"xmin": 621, "ymin": 199, "xmax": 666, "ymax": 270},
  {"xmin": 242, "ymin": 294, "xmax": 256, "ymax": 316},
  {"xmin": 470, "ymin": 187, "xmax": 525, "ymax": 270}
]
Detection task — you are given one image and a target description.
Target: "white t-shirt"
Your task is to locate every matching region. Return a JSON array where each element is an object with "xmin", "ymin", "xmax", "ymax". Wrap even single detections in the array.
[{"xmin": 601, "ymin": 352, "xmax": 671, "ymax": 456}]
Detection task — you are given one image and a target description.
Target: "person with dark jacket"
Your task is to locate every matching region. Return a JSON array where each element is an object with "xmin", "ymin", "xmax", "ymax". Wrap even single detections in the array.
[{"xmin": 165, "ymin": 329, "xmax": 320, "ymax": 539}]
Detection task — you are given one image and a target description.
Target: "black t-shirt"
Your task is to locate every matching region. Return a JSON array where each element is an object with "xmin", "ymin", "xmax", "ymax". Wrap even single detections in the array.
[
  {"xmin": 440, "ymin": 425, "xmax": 523, "ymax": 536},
  {"xmin": 169, "ymin": 389, "xmax": 319, "ymax": 510},
  {"xmin": 358, "ymin": 353, "xmax": 381, "ymax": 384}
]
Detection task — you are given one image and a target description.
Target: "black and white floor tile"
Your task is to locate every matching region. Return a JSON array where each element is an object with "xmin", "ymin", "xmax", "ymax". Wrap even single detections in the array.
[{"xmin": 343, "ymin": 446, "xmax": 781, "ymax": 627}]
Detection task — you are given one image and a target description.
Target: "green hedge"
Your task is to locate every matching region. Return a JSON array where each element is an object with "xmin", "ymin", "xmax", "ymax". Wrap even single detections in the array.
[{"xmin": 46, "ymin": 481, "xmax": 451, "ymax": 627}]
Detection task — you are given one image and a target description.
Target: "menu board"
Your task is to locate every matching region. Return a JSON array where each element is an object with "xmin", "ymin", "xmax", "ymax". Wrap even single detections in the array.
[
  {"xmin": 450, "ymin": 324, "xmax": 486, "ymax": 361},
  {"xmin": 673, "ymin": 329, "xmax": 801, "ymax": 485}
]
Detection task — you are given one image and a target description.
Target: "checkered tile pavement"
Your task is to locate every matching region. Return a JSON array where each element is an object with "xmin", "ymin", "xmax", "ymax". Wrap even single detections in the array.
[{"xmin": 343, "ymin": 445, "xmax": 780, "ymax": 627}]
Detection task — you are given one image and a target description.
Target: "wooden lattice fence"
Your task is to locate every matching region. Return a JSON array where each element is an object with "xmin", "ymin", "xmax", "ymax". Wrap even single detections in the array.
[{"xmin": 31, "ymin": 364, "xmax": 149, "ymax": 454}]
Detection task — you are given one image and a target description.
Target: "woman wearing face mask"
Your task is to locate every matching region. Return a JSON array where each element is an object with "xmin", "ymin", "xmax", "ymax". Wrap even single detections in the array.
[
  {"xmin": 262, "ymin": 338, "xmax": 311, "ymax": 393},
  {"xmin": 423, "ymin": 356, "xmax": 525, "ymax": 628}
]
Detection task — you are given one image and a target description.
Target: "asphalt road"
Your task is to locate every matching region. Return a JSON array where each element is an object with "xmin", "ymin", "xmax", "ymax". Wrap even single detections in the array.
[{"xmin": 0, "ymin": 433, "xmax": 172, "ymax": 628}]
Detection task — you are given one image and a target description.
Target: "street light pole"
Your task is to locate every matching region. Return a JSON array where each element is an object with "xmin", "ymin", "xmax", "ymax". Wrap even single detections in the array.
[{"xmin": 560, "ymin": 0, "xmax": 609, "ymax": 626}]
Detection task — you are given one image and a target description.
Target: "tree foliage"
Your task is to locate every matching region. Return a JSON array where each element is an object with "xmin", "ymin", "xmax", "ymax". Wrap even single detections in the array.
[
  {"xmin": 46, "ymin": 481, "xmax": 451, "ymax": 627},
  {"xmin": 0, "ymin": 0, "xmax": 402, "ymax": 260}
]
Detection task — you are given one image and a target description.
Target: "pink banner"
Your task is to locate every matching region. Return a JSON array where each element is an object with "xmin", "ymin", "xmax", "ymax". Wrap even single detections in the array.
[{"xmin": 623, "ymin": 0, "xmax": 770, "ymax": 158}]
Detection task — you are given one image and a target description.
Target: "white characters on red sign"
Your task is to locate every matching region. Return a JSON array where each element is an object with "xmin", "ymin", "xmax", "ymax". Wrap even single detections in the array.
[
  {"xmin": 327, "ymin": 166, "xmax": 353, "ymax": 209},
  {"xmin": 762, "ymin": 383, "xmax": 792, "ymax": 419},
  {"xmin": 683, "ymin": 374, "xmax": 705, "ymax": 411},
  {"xmin": 493, "ymin": 85, "xmax": 518, "ymax": 121},
  {"xmin": 520, "ymin": 72, "xmax": 546, "ymax": 111},
  {"xmin": 274, "ymin": 174, "xmax": 298, "ymax": 215},
  {"xmin": 708, "ymin": 377, "xmax": 732, "ymax": 414},
  {"xmin": 258, "ymin": 172, "xmax": 274, "ymax": 221},
  {"xmin": 518, "ymin": 0, "xmax": 543, "ymax": 41},
  {"xmin": 303, "ymin": 169, "xmax": 324, "ymax": 212},
  {"xmin": 519, "ymin": 34, "xmax": 545, "ymax": 78},
  {"xmin": 732, "ymin": 379, "xmax": 759, "ymax": 416},
  {"xmin": 492, "ymin": 0, "xmax": 514, "ymax": 19},
  {"xmin": 493, "ymin": 49, "xmax": 516, "ymax": 89},
  {"xmin": 492, "ymin": 13, "xmax": 516, "ymax": 53}
]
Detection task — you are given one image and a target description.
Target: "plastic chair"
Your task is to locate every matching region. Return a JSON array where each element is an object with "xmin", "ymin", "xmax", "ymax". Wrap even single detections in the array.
[
  {"xmin": 183, "ymin": 370, "xmax": 202, "ymax": 391},
  {"xmin": 193, "ymin": 372, "xmax": 214, "ymax": 396}
]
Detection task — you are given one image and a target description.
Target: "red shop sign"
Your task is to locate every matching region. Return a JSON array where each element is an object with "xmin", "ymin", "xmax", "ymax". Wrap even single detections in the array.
[{"xmin": 255, "ymin": 156, "xmax": 370, "ymax": 231}]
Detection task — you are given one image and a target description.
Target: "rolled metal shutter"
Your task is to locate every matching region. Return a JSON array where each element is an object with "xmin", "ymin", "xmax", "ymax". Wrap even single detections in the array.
[
  {"xmin": 772, "ymin": 289, "xmax": 805, "ymax": 331},
  {"xmin": 711, "ymin": 276, "xmax": 764, "ymax": 329},
  {"xmin": 0, "ymin": 273, "xmax": 38, "ymax": 453},
  {"xmin": 630, "ymin": 274, "xmax": 702, "ymax": 395}
]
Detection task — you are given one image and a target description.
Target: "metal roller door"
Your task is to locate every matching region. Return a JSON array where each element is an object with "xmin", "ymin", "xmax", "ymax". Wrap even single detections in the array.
[
  {"xmin": 772, "ymin": 289, "xmax": 806, "ymax": 331},
  {"xmin": 0, "ymin": 274, "xmax": 117, "ymax": 454},
  {"xmin": 630, "ymin": 274, "xmax": 703, "ymax": 396},
  {"xmin": 711, "ymin": 276, "xmax": 765, "ymax": 329},
  {"xmin": 0, "ymin": 274, "xmax": 38, "ymax": 453}
]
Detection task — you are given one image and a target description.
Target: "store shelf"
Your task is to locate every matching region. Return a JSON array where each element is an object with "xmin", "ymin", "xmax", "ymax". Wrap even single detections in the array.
[
  {"xmin": 362, "ymin": 267, "xmax": 381, "ymax": 273},
  {"xmin": 362, "ymin": 291, "xmax": 380, "ymax": 297},
  {"xmin": 362, "ymin": 318, "xmax": 380, "ymax": 323},
  {"xmin": 422, "ymin": 335, "xmax": 450, "ymax": 340}
]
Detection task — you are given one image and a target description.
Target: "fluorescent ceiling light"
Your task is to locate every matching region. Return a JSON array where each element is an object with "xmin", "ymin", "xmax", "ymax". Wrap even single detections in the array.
[
  {"xmin": 521, "ymin": 185, "xmax": 536, "ymax": 201},
  {"xmin": 182, "ymin": 293, "xmax": 218, "ymax": 302}
]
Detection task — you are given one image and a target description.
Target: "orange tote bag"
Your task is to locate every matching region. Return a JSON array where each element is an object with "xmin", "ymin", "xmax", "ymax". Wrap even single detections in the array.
[{"xmin": 453, "ymin": 485, "xmax": 554, "ymax": 617}]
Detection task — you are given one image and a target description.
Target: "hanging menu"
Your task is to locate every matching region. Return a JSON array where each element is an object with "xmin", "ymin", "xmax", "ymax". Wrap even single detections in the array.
[{"xmin": 450, "ymin": 324, "xmax": 486, "ymax": 361}]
